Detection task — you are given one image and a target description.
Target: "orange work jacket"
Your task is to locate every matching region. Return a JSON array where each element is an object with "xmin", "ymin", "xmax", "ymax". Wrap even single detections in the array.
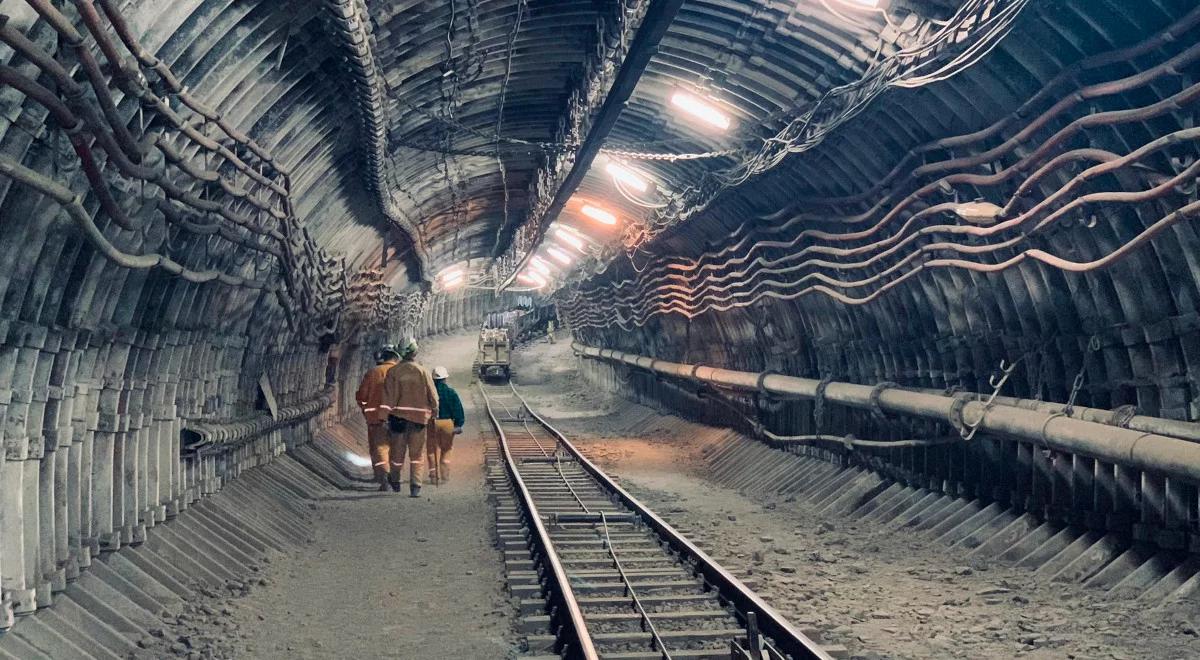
[
  {"xmin": 381, "ymin": 360, "xmax": 439, "ymax": 426},
  {"xmin": 356, "ymin": 360, "xmax": 398, "ymax": 425}
]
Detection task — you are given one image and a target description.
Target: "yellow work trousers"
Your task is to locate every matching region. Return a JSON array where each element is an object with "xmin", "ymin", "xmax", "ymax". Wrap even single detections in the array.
[
  {"xmin": 389, "ymin": 422, "xmax": 427, "ymax": 487},
  {"xmin": 427, "ymin": 420, "xmax": 455, "ymax": 483},
  {"xmin": 367, "ymin": 424, "xmax": 391, "ymax": 483}
]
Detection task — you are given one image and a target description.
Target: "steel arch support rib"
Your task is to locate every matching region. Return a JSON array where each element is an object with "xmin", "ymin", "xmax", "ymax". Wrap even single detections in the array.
[
  {"xmin": 324, "ymin": 0, "xmax": 430, "ymax": 281},
  {"xmin": 494, "ymin": 0, "xmax": 687, "ymax": 291}
]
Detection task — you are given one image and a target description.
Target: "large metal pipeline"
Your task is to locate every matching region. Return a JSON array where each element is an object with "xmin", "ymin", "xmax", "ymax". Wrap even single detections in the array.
[{"xmin": 572, "ymin": 342, "xmax": 1200, "ymax": 483}]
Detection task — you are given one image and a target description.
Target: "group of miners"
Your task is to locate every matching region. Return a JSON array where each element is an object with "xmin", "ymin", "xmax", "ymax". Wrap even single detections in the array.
[{"xmin": 355, "ymin": 338, "xmax": 465, "ymax": 497}]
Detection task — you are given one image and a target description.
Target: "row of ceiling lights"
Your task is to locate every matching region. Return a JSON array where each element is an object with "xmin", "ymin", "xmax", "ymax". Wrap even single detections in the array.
[
  {"xmin": 511, "ymin": 89, "xmax": 736, "ymax": 290},
  {"xmin": 439, "ymin": 0, "xmax": 887, "ymax": 294}
]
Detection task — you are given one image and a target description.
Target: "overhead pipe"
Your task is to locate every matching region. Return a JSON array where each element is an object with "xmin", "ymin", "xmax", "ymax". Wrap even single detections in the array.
[
  {"xmin": 573, "ymin": 12, "xmax": 1200, "ymax": 316},
  {"xmin": 24, "ymin": 0, "xmax": 292, "ymax": 200},
  {"xmin": 561, "ymin": 192, "xmax": 1198, "ymax": 322},
  {"xmin": 0, "ymin": 154, "xmax": 275, "ymax": 290},
  {"xmin": 0, "ymin": 59, "xmax": 283, "ymax": 244},
  {"xmin": 0, "ymin": 63, "xmax": 135, "ymax": 231},
  {"xmin": 799, "ymin": 39, "xmax": 1200, "ymax": 227},
  {"xmin": 0, "ymin": 38, "xmax": 283, "ymax": 234},
  {"xmin": 91, "ymin": 0, "xmax": 288, "ymax": 177},
  {"xmin": 805, "ymin": 4, "xmax": 1200, "ymax": 208},
  {"xmin": 0, "ymin": 12, "xmax": 141, "ymax": 165},
  {"xmin": 0, "ymin": 30, "xmax": 334, "ymax": 325},
  {"xmin": 577, "ymin": 78, "xmax": 1200, "ymax": 309},
  {"xmin": 563, "ymin": 108, "xmax": 1200, "ymax": 326},
  {"xmin": 572, "ymin": 343, "xmax": 1200, "ymax": 483}
]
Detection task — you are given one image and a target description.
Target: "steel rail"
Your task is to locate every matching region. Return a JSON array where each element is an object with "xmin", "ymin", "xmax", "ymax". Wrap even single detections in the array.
[
  {"xmin": 506, "ymin": 386, "xmax": 833, "ymax": 660},
  {"xmin": 521, "ymin": 416, "xmax": 554, "ymax": 459},
  {"xmin": 480, "ymin": 385, "xmax": 599, "ymax": 660},
  {"xmin": 556, "ymin": 459, "xmax": 591, "ymax": 514},
  {"xmin": 598, "ymin": 512, "xmax": 674, "ymax": 660}
]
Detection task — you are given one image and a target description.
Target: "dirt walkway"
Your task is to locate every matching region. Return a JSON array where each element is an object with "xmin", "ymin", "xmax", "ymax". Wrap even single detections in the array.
[{"xmin": 223, "ymin": 333, "xmax": 516, "ymax": 659}]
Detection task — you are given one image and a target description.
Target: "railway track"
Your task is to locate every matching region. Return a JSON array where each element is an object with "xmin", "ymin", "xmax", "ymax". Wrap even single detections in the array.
[{"xmin": 482, "ymin": 382, "xmax": 837, "ymax": 660}]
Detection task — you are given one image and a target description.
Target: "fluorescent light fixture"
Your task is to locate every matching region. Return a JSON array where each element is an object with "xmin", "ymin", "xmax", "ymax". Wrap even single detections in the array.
[
  {"xmin": 517, "ymin": 272, "xmax": 546, "ymax": 288},
  {"xmin": 670, "ymin": 91, "xmax": 731, "ymax": 130},
  {"xmin": 554, "ymin": 227, "xmax": 587, "ymax": 251},
  {"xmin": 546, "ymin": 246, "xmax": 574, "ymax": 265},
  {"xmin": 840, "ymin": 0, "xmax": 879, "ymax": 7},
  {"xmin": 581, "ymin": 204, "xmax": 618, "ymax": 225},
  {"xmin": 604, "ymin": 162, "xmax": 650, "ymax": 193},
  {"xmin": 343, "ymin": 451, "xmax": 373, "ymax": 468},
  {"xmin": 438, "ymin": 265, "xmax": 466, "ymax": 289},
  {"xmin": 531, "ymin": 257, "xmax": 551, "ymax": 276}
]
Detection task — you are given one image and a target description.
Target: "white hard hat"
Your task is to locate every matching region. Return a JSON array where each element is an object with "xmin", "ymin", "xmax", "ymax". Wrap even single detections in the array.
[
  {"xmin": 399, "ymin": 336, "xmax": 419, "ymax": 357},
  {"xmin": 432, "ymin": 366, "xmax": 449, "ymax": 380}
]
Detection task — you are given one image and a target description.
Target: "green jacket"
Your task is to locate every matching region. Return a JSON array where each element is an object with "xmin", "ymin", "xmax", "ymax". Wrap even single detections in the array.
[{"xmin": 435, "ymin": 380, "xmax": 465, "ymax": 427}]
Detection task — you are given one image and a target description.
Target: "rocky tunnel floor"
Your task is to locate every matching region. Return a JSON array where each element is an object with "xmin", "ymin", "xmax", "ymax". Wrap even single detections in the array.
[
  {"xmin": 511, "ymin": 338, "xmax": 1200, "ymax": 660},
  {"xmin": 117, "ymin": 331, "xmax": 1198, "ymax": 660},
  {"xmin": 129, "ymin": 333, "xmax": 519, "ymax": 660}
]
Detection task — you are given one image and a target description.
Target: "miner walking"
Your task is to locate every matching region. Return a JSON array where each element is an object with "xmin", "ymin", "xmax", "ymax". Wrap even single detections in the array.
[
  {"xmin": 427, "ymin": 366, "xmax": 465, "ymax": 484},
  {"xmin": 356, "ymin": 346, "xmax": 400, "ymax": 490},
  {"xmin": 381, "ymin": 337, "xmax": 439, "ymax": 497}
]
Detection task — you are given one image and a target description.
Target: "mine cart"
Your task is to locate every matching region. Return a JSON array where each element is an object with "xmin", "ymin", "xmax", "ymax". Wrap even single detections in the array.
[{"xmin": 475, "ymin": 327, "xmax": 512, "ymax": 381}]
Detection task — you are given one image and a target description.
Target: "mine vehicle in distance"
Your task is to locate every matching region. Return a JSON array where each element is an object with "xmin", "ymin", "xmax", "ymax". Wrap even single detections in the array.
[{"xmin": 475, "ymin": 326, "xmax": 512, "ymax": 381}]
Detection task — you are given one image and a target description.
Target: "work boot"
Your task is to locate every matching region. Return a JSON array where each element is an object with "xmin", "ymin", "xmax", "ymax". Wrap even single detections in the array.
[
  {"xmin": 389, "ymin": 479, "xmax": 402, "ymax": 493},
  {"xmin": 377, "ymin": 480, "xmax": 389, "ymax": 492},
  {"xmin": 409, "ymin": 484, "xmax": 421, "ymax": 498}
]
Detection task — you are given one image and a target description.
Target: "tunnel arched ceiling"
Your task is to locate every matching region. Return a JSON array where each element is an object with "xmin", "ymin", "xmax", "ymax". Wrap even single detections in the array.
[
  {"xmin": 1, "ymin": 0, "xmax": 1198, "ymax": 369},
  {"xmin": 553, "ymin": 0, "xmax": 1200, "ymax": 422}
]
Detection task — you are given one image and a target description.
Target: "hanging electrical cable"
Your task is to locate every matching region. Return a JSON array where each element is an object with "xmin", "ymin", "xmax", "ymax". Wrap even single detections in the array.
[
  {"xmin": 558, "ymin": 32, "xmax": 1200, "ymax": 331},
  {"xmin": 492, "ymin": 0, "xmax": 527, "ymax": 250},
  {"xmin": 618, "ymin": 0, "xmax": 1032, "ymax": 256}
]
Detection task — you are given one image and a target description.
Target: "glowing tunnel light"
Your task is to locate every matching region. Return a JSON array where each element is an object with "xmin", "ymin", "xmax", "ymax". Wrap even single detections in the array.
[
  {"xmin": 840, "ymin": 0, "xmax": 880, "ymax": 7},
  {"xmin": 604, "ymin": 162, "xmax": 650, "ymax": 193},
  {"xmin": 531, "ymin": 257, "xmax": 552, "ymax": 276},
  {"xmin": 518, "ymin": 272, "xmax": 546, "ymax": 288},
  {"xmin": 343, "ymin": 451, "xmax": 373, "ymax": 468},
  {"xmin": 554, "ymin": 226, "xmax": 587, "ymax": 251},
  {"xmin": 546, "ymin": 246, "xmax": 574, "ymax": 265},
  {"xmin": 670, "ymin": 91, "xmax": 731, "ymax": 131},
  {"xmin": 438, "ymin": 266, "xmax": 465, "ymax": 289},
  {"xmin": 581, "ymin": 204, "xmax": 618, "ymax": 225}
]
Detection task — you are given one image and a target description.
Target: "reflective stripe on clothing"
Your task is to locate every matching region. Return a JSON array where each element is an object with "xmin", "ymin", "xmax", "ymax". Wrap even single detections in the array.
[
  {"xmin": 381, "ymin": 360, "xmax": 439, "ymax": 426},
  {"xmin": 357, "ymin": 360, "xmax": 398, "ymax": 425}
]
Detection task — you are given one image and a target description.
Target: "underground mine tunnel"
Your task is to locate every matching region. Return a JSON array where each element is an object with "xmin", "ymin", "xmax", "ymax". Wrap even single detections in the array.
[{"xmin": 1, "ymin": 0, "xmax": 1199, "ymax": 657}]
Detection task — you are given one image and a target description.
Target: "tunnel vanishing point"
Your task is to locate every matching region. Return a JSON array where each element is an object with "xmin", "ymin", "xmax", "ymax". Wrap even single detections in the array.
[{"xmin": 1, "ymin": 0, "xmax": 1200, "ymax": 657}]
